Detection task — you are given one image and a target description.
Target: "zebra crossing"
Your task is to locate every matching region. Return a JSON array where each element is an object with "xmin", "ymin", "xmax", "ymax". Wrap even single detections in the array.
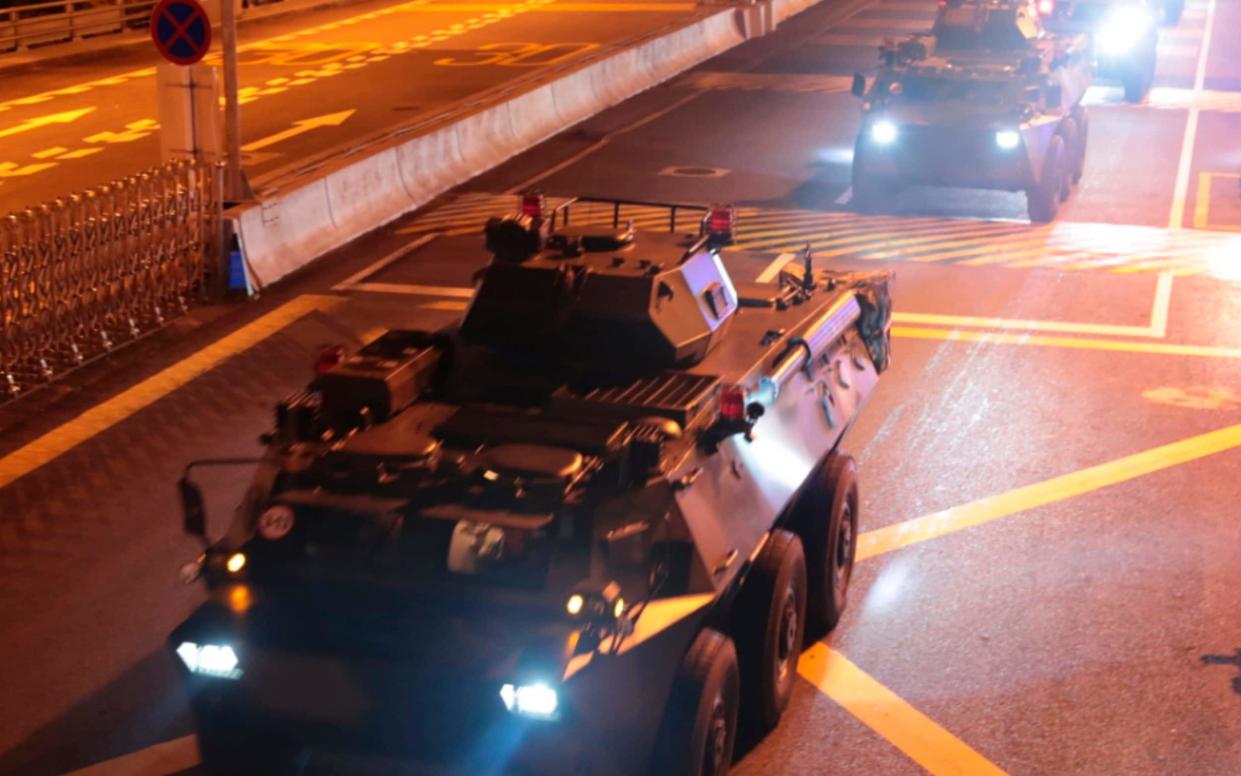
[{"xmin": 395, "ymin": 193, "xmax": 1241, "ymax": 280}]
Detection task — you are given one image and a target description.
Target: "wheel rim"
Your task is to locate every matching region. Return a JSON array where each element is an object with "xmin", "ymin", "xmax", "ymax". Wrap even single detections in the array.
[
  {"xmin": 704, "ymin": 692, "xmax": 729, "ymax": 776},
  {"xmin": 775, "ymin": 586, "xmax": 799, "ymax": 688},
  {"xmin": 834, "ymin": 501, "xmax": 854, "ymax": 592}
]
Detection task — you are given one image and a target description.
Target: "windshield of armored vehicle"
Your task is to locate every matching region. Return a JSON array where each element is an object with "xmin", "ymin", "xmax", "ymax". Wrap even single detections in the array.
[{"xmin": 878, "ymin": 74, "xmax": 1014, "ymax": 104}]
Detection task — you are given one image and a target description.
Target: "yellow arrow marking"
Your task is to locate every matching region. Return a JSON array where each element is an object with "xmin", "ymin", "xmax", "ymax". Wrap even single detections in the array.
[
  {"xmin": 0, "ymin": 161, "xmax": 58, "ymax": 177},
  {"xmin": 0, "ymin": 107, "xmax": 96, "ymax": 140},
  {"xmin": 241, "ymin": 110, "xmax": 356, "ymax": 152}
]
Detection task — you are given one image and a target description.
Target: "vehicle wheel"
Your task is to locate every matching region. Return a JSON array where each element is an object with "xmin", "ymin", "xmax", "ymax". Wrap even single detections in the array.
[
  {"xmin": 852, "ymin": 140, "xmax": 896, "ymax": 214},
  {"xmin": 1026, "ymin": 135, "xmax": 1065, "ymax": 223},
  {"xmin": 1163, "ymin": 0, "xmax": 1183, "ymax": 25},
  {"xmin": 1056, "ymin": 119, "xmax": 1077, "ymax": 201},
  {"xmin": 735, "ymin": 529, "xmax": 807, "ymax": 734},
  {"xmin": 796, "ymin": 454, "xmax": 859, "ymax": 638},
  {"xmin": 1070, "ymin": 108, "xmax": 1089, "ymax": 184},
  {"xmin": 651, "ymin": 629, "xmax": 740, "ymax": 776},
  {"xmin": 1123, "ymin": 52, "xmax": 1155, "ymax": 103}
]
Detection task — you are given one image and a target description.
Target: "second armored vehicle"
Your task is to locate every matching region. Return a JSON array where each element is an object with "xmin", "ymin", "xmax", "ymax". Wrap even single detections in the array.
[
  {"xmin": 1040, "ymin": 0, "xmax": 1163, "ymax": 102},
  {"xmin": 850, "ymin": 0, "xmax": 1093, "ymax": 222},
  {"xmin": 168, "ymin": 196, "xmax": 893, "ymax": 774}
]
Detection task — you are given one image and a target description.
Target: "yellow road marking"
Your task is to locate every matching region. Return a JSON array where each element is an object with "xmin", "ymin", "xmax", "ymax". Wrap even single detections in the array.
[
  {"xmin": 241, "ymin": 110, "xmax": 356, "ymax": 152},
  {"xmin": 892, "ymin": 326, "xmax": 1241, "ymax": 359},
  {"xmin": 0, "ymin": 295, "xmax": 342, "ymax": 492},
  {"xmin": 0, "ymin": 107, "xmax": 95, "ymax": 140},
  {"xmin": 32, "ymin": 146, "xmax": 68, "ymax": 159},
  {"xmin": 856, "ymin": 422, "xmax": 1241, "ymax": 562},
  {"xmin": 420, "ymin": 300, "xmax": 470, "ymax": 311},
  {"xmin": 799, "ymin": 645, "xmax": 1008, "ymax": 776},
  {"xmin": 57, "ymin": 148, "xmax": 105, "ymax": 160},
  {"xmin": 0, "ymin": 161, "xmax": 57, "ymax": 177},
  {"xmin": 1194, "ymin": 172, "xmax": 1241, "ymax": 232},
  {"xmin": 892, "ymin": 312, "xmax": 1158, "ymax": 338}
]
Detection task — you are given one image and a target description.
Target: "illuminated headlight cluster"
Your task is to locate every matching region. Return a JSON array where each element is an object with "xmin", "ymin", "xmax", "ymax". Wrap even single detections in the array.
[
  {"xmin": 1098, "ymin": 6, "xmax": 1154, "ymax": 55},
  {"xmin": 870, "ymin": 120, "xmax": 898, "ymax": 146},
  {"xmin": 500, "ymin": 682, "xmax": 559, "ymax": 719},
  {"xmin": 176, "ymin": 642, "xmax": 242, "ymax": 680},
  {"xmin": 995, "ymin": 130, "xmax": 1021, "ymax": 151}
]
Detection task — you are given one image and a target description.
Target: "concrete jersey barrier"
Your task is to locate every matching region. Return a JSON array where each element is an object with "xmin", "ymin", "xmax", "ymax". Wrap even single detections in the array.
[{"xmin": 231, "ymin": 2, "xmax": 803, "ymax": 289}]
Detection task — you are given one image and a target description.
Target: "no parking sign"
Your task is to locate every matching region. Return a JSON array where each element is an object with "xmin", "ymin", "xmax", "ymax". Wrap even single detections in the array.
[{"xmin": 150, "ymin": 0, "xmax": 212, "ymax": 66}]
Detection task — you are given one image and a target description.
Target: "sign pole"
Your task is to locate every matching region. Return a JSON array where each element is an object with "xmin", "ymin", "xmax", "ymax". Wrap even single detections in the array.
[{"xmin": 219, "ymin": 0, "xmax": 250, "ymax": 202}]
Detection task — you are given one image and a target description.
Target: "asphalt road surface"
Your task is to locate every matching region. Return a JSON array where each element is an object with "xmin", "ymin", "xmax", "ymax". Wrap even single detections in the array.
[
  {"xmin": 2, "ymin": 0, "xmax": 1241, "ymax": 773},
  {"xmin": 0, "ymin": 0, "xmax": 698, "ymax": 214}
]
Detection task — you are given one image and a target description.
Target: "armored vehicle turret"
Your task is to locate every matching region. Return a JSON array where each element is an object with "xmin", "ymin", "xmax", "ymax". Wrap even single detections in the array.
[
  {"xmin": 850, "ymin": 0, "xmax": 1093, "ymax": 222},
  {"xmin": 168, "ymin": 197, "xmax": 894, "ymax": 775}
]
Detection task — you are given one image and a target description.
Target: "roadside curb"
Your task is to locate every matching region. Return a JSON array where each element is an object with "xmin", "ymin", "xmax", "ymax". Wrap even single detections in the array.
[{"xmin": 230, "ymin": 0, "xmax": 815, "ymax": 289}]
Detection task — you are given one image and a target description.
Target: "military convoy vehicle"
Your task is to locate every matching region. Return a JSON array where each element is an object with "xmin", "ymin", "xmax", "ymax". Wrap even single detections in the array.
[
  {"xmin": 1039, "ymin": 0, "xmax": 1163, "ymax": 102},
  {"xmin": 168, "ymin": 196, "xmax": 893, "ymax": 775},
  {"xmin": 850, "ymin": 0, "xmax": 1093, "ymax": 222}
]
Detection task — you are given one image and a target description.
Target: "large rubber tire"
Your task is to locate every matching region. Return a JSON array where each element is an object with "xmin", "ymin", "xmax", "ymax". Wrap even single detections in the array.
[
  {"xmin": 1056, "ymin": 119, "xmax": 1077, "ymax": 202},
  {"xmin": 796, "ymin": 454, "xmax": 859, "ymax": 638},
  {"xmin": 651, "ymin": 629, "xmax": 741, "ymax": 776},
  {"xmin": 1163, "ymin": 0, "xmax": 1183, "ymax": 25},
  {"xmin": 1026, "ymin": 135, "xmax": 1065, "ymax": 224},
  {"xmin": 852, "ymin": 139, "xmax": 897, "ymax": 214},
  {"xmin": 197, "ymin": 720, "xmax": 306, "ymax": 776},
  {"xmin": 735, "ymin": 529, "xmax": 807, "ymax": 734},
  {"xmin": 1123, "ymin": 49, "xmax": 1156, "ymax": 103},
  {"xmin": 1070, "ymin": 107, "xmax": 1089, "ymax": 184}
]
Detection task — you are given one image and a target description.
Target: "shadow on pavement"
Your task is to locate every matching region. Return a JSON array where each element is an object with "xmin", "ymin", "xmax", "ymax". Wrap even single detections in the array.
[{"xmin": 0, "ymin": 649, "xmax": 193, "ymax": 776}]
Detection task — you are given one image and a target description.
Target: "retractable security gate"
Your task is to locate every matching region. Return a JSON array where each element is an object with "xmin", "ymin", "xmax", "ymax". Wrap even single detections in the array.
[{"xmin": 1, "ymin": 160, "xmax": 222, "ymax": 399}]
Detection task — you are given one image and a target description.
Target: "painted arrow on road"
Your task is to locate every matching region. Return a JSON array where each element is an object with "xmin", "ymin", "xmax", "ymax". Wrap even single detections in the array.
[
  {"xmin": 241, "ymin": 110, "xmax": 356, "ymax": 153},
  {"xmin": 0, "ymin": 107, "xmax": 96, "ymax": 140}
]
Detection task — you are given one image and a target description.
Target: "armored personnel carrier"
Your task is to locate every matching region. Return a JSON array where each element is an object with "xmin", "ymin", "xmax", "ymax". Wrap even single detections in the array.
[
  {"xmin": 850, "ymin": 0, "xmax": 1093, "ymax": 222},
  {"xmin": 1039, "ymin": 0, "xmax": 1162, "ymax": 102},
  {"xmin": 168, "ymin": 196, "xmax": 893, "ymax": 775}
]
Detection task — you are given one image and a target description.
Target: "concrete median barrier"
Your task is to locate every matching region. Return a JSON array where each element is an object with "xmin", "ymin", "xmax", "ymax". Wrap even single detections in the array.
[{"xmin": 232, "ymin": 5, "xmax": 784, "ymax": 289}]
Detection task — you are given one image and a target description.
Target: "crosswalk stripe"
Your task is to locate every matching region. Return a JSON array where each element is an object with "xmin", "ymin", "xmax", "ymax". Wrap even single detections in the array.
[{"xmin": 391, "ymin": 193, "xmax": 1241, "ymax": 281}]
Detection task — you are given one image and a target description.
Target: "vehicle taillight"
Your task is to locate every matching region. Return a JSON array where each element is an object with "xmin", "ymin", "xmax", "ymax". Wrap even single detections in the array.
[
  {"xmin": 315, "ymin": 345, "xmax": 344, "ymax": 375},
  {"xmin": 520, "ymin": 192, "xmax": 546, "ymax": 219},
  {"xmin": 720, "ymin": 386, "xmax": 745, "ymax": 423}
]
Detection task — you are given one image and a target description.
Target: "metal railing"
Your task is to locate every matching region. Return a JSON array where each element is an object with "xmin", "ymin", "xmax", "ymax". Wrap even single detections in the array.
[
  {"xmin": 1, "ymin": 160, "xmax": 221, "ymax": 399},
  {"xmin": 0, "ymin": 0, "xmax": 156, "ymax": 52}
]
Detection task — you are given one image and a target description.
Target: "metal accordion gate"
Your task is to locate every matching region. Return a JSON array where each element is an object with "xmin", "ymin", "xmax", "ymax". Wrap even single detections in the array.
[{"xmin": 1, "ymin": 160, "xmax": 221, "ymax": 399}]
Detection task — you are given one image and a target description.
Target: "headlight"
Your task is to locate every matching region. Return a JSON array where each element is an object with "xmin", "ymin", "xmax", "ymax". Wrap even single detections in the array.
[
  {"xmin": 1098, "ymin": 7, "xmax": 1153, "ymax": 54},
  {"xmin": 176, "ymin": 642, "xmax": 242, "ymax": 680},
  {"xmin": 500, "ymin": 682, "xmax": 559, "ymax": 719},
  {"xmin": 870, "ymin": 120, "xmax": 898, "ymax": 145},
  {"xmin": 995, "ymin": 130, "xmax": 1021, "ymax": 150}
]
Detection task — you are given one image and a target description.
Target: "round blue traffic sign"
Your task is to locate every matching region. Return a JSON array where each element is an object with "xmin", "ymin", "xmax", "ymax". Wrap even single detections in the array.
[{"xmin": 150, "ymin": 0, "xmax": 211, "ymax": 66}]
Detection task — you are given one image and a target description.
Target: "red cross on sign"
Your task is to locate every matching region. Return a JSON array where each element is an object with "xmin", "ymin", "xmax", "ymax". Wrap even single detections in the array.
[{"xmin": 150, "ymin": 0, "xmax": 212, "ymax": 66}]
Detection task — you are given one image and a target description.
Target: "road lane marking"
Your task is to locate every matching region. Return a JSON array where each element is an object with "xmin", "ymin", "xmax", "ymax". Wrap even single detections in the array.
[
  {"xmin": 1167, "ymin": 0, "xmax": 1216, "ymax": 230},
  {"xmin": 1193, "ymin": 172, "xmax": 1241, "ymax": 232},
  {"xmin": 31, "ymin": 146, "xmax": 68, "ymax": 159},
  {"xmin": 331, "ymin": 233, "xmax": 440, "ymax": 289},
  {"xmin": 63, "ymin": 735, "xmax": 198, "ymax": 776},
  {"xmin": 241, "ymin": 109, "xmax": 356, "ymax": 152},
  {"xmin": 0, "ymin": 295, "xmax": 343, "ymax": 491},
  {"xmin": 891, "ymin": 325, "xmax": 1241, "ymax": 359},
  {"xmin": 799, "ymin": 645, "xmax": 1008, "ymax": 776},
  {"xmin": 347, "ymin": 282, "xmax": 475, "ymax": 297},
  {"xmin": 0, "ymin": 107, "xmax": 95, "ymax": 140},
  {"xmin": 856, "ymin": 422, "xmax": 1241, "ymax": 561}
]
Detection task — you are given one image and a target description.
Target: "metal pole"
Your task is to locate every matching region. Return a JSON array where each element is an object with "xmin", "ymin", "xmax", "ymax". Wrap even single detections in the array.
[{"xmin": 220, "ymin": 0, "xmax": 251, "ymax": 202}]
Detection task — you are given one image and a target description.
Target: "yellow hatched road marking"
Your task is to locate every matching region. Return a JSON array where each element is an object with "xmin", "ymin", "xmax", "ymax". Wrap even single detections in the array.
[
  {"xmin": 891, "ymin": 325, "xmax": 1241, "ymax": 358},
  {"xmin": 0, "ymin": 295, "xmax": 343, "ymax": 491},
  {"xmin": 799, "ymin": 645, "xmax": 1008, "ymax": 776},
  {"xmin": 856, "ymin": 422, "xmax": 1241, "ymax": 562}
]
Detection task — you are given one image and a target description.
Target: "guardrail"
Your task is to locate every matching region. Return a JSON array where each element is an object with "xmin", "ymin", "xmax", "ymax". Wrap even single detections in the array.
[
  {"xmin": 1, "ymin": 160, "xmax": 221, "ymax": 400},
  {"xmin": 0, "ymin": 0, "xmax": 155, "ymax": 52}
]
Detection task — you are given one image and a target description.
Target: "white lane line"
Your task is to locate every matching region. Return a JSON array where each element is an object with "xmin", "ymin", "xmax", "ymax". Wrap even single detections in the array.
[
  {"xmin": 63, "ymin": 735, "xmax": 198, "ymax": 776},
  {"xmin": 331, "ymin": 233, "xmax": 440, "ymax": 290},
  {"xmin": 756, "ymin": 252, "xmax": 799, "ymax": 282},
  {"xmin": 347, "ymin": 282, "xmax": 475, "ymax": 297},
  {"xmin": 1149, "ymin": 270, "xmax": 1174, "ymax": 337},
  {"xmin": 1166, "ymin": 0, "xmax": 1217, "ymax": 230}
]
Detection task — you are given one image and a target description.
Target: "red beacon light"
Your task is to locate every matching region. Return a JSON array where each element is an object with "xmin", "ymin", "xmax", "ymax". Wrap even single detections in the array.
[
  {"xmin": 704, "ymin": 204, "xmax": 736, "ymax": 244},
  {"xmin": 719, "ymin": 386, "xmax": 746, "ymax": 423},
  {"xmin": 519, "ymin": 192, "xmax": 546, "ymax": 220},
  {"xmin": 315, "ymin": 345, "xmax": 345, "ymax": 375}
]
